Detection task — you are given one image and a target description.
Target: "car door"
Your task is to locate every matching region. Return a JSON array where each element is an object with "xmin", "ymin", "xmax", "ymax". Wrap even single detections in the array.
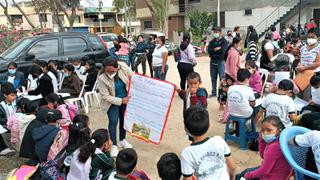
[
  {"xmin": 19, "ymin": 38, "xmax": 60, "ymax": 74},
  {"xmin": 88, "ymin": 36, "xmax": 108, "ymax": 63},
  {"xmin": 62, "ymin": 36, "xmax": 91, "ymax": 63}
]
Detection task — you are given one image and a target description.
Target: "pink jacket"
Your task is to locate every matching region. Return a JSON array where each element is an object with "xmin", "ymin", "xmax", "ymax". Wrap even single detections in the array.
[
  {"xmin": 225, "ymin": 47, "xmax": 240, "ymax": 80},
  {"xmin": 117, "ymin": 42, "xmax": 129, "ymax": 56},
  {"xmin": 249, "ymin": 71, "xmax": 262, "ymax": 95},
  {"xmin": 244, "ymin": 137, "xmax": 292, "ymax": 180}
]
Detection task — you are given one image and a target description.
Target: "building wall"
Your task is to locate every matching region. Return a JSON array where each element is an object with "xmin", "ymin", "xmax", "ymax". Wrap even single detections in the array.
[{"xmin": 168, "ymin": 15, "xmax": 185, "ymax": 40}]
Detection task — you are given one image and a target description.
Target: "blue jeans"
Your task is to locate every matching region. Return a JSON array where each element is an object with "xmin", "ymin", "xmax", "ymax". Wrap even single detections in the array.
[
  {"xmin": 107, "ymin": 104, "xmax": 127, "ymax": 145},
  {"xmin": 236, "ymin": 166, "xmax": 260, "ymax": 180},
  {"xmin": 210, "ymin": 60, "xmax": 225, "ymax": 95},
  {"xmin": 153, "ymin": 65, "xmax": 169, "ymax": 80},
  {"xmin": 129, "ymin": 53, "xmax": 136, "ymax": 71}
]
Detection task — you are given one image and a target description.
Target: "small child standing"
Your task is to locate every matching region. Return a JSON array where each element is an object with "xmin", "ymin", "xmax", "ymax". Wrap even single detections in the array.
[
  {"xmin": 157, "ymin": 153, "xmax": 182, "ymax": 180},
  {"xmin": 176, "ymin": 72, "xmax": 208, "ymax": 113},
  {"xmin": 255, "ymin": 79, "xmax": 297, "ymax": 127},
  {"xmin": 245, "ymin": 61, "xmax": 262, "ymax": 98},
  {"xmin": 236, "ymin": 116, "xmax": 292, "ymax": 180},
  {"xmin": 180, "ymin": 107, "xmax": 237, "ymax": 180}
]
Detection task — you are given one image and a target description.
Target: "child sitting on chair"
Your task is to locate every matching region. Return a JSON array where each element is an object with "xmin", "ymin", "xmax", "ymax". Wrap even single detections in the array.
[{"xmin": 245, "ymin": 61, "xmax": 262, "ymax": 99}]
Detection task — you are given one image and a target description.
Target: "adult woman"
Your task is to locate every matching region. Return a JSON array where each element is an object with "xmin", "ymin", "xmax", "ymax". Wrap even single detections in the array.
[
  {"xmin": 0, "ymin": 62, "xmax": 25, "ymax": 91},
  {"xmin": 296, "ymin": 28, "xmax": 320, "ymax": 100},
  {"xmin": 225, "ymin": 37, "xmax": 241, "ymax": 83},
  {"xmin": 260, "ymin": 31, "xmax": 277, "ymax": 71},
  {"xmin": 152, "ymin": 36, "xmax": 169, "ymax": 80},
  {"xmin": 84, "ymin": 60, "xmax": 98, "ymax": 92},
  {"xmin": 38, "ymin": 60, "xmax": 58, "ymax": 93},
  {"xmin": 96, "ymin": 59, "xmax": 133, "ymax": 157},
  {"xmin": 58, "ymin": 64, "xmax": 81, "ymax": 98},
  {"xmin": 177, "ymin": 32, "xmax": 197, "ymax": 90}
]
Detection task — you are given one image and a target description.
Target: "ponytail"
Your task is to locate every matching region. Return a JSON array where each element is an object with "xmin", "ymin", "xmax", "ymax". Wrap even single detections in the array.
[
  {"xmin": 224, "ymin": 37, "xmax": 241, "ymax": 60},
  {"xmin": 67, "ymin": 114, "xmax": 90, "ymax": 153},
  {"xmin": 180, "ymin": 32, "xmax": 191, "ymax": 51}
]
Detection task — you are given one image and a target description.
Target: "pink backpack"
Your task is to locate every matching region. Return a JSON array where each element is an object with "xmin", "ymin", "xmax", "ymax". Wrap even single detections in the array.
[
  {"xmin": 57, "ymin": 104, "xmax": 79, "ymax": 130},
  {"xmin": 47, "ymin": 128, "xmax": 69, "ymax": 161}
]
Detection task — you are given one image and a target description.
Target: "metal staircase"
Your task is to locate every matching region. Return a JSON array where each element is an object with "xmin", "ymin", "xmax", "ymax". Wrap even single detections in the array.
[{"xmin": 255, "ymin": 0, "xmax": 301, "ymax": 38}]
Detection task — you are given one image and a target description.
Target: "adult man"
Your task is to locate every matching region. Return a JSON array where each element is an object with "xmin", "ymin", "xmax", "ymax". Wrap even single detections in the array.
[{"xmin": 208, "ymin": 26, "xmax": 228, "ymax": 97}]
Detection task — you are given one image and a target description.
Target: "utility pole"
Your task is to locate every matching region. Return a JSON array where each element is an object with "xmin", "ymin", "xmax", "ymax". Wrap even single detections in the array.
[
  {"xmin": 124, "ymin": 0, "xmax": 129, "ymax": 37},
  {"xmin": 98, "ymin": 0, "xmax": 103, "ymax": 33},
  {"xmin": 298, "ymin": 0, "xmax": 301, "ymax": 36},
  {"xmin": 217, "ymin": 0, "xmax": 220, "ymax": 26}
]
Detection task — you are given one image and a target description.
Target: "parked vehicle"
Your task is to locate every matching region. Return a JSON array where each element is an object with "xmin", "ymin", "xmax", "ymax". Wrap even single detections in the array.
[
  {"xmin": 98, "ymin": 33, "xmax": 118, "ymax": 50},
  {"xmin": 0, "ymin": 32, "xmax": 109, "ymax": 74},
  {"xmin": 165, "ymin": 39, "xmax": 175, "ymax": 55}
]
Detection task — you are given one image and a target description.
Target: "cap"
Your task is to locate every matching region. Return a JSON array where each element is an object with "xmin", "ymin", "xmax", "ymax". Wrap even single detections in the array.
[
  {"xmin": 212, "ymin": 26, "xmax": 222, "ymax": 32},
  {"xmin": 47, "ymin": 109, "xmax": 63, "ymax": 123}
]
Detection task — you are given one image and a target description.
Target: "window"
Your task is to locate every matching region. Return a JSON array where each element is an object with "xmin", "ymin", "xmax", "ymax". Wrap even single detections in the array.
[
  {"xmin": 11, "ymin": 15, "xmax": 23, "ymax": 23},
  {"xmin": 245, "ymin": 9, "xmax": 252, "ymax": 16},
  {"xmin": 144, "ymin": 21, "xmax": 152, "ymax": 29},
  {"xmin": 63, "ymin": 38, "xmax": 88, "ymax": 56},
  {"xmin": 188, "ymin": 0, "xmax": 200, "ymax": 2},
  {"xmin": 28, "ymin": 39, "xmax": 59, "ymax": 59},
  {"xmin": 89, "ymin": 36, "xmax": 106, "ymax": 51},
  {"xmin": 74, "ymin": 15, "xmax": 81, "ymax": 23},
  {"xmin": 40, "ymin": 14, "xmax": 47, "ymax": 22}
]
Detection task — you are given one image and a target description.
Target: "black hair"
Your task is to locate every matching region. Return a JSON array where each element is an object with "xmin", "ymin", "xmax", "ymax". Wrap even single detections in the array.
[
  {"xmin": 307, "ymin": 28, "xmax": 320, "ymax": 37},
  {"xmin": 300, "ymin": 113, "xmax": 320, "ymax": 130},
  {"xmin": 310, "ymin": 74, "xmax": 320, "ymax": 88},
  {"xmin": 78, "ymin": 129, "xmax": 109, "ymax": 163},
  {"xmin": 183, "ymin": 106, "xmax": 209, "ymax": 136},
  {"xmin": 245, "ymin": 60, "xmax": 258, "ymax": 69},
  {"xmin": 265, "ymin": 31, "xmax": 273, "ymax": 40},
  {"xmin": 1, "ymin": 82, "xmax": 16, "ymax": 95},
  {"xmin": 68, "ymin": 114, "xmax": 91, "ymax": 153},
  {"xmin": 48, "ymin": 60, "xmax": 58, "ymax": 66},
  {"xmin": 116, "ymin": 148, "xmax": 138, "ymax": 175},
  {"xmin": 32, "ymin": 59, "xmax": 42, "ymax": 66},
  {"xmin": 248, "ymin": 25, "xmax": 254, "ymax": 32},
  {"xmin": 103, "ymin": 58, "xmax": 118, "ymax": 68},
  {"xmin": 180, "ymin": 32, "xmax": 191, "ymax": 51},
  {"xmin": 225, "ymin": 37, "xmax": 241, "ymax": 60},
  {"xmin": 28, "ymin": 65, "xmax": 43, "ymax": 76},
  {"xmin": 234, "ymin": 26, "xmax": 240, "ymax": 31},
  {"xmin": 237, "ymin": 68, "xmax": 251, "ymax": 82},
  {"xmin": 64, "ymin": 64, "xmax": 75, "ymax": 72},
  {"xmin": 157, "ymin": 153, "xmax": 181, "ymax": 180},
  {"xmin": 291, "ymin": 32, "xmax": 299, "ymax": 39},
  {"xmin": 187, "ymin": 72, "xmax": 202, "ymax": 83},
  {"xmin": 17, "ymin": 98, "xmax": 31, "ymax": 113},
  {"xmin": 24, "ymin": 101, "xmax": 38, "ymax": 115},
  {"xmin": 46, "ymin": 93, "xmax": 59, "ymax": 104},
  {"xmin": 8, "ymin": 62, "xmax": 17, "ymax": 68},
  {"xmin": 270, "ymin": 25, "xmax": 276, "ymax": 32},
  {"xmin": 37, "ymin": 60, "xmax": 48, "ymax": 68},
  {"xmin": 137, "ymin": 35, "xmax": 144, "ymax": 40},
  {"xmin": 158, "ymin": 36, "xmax": 166, "ymax": 44},
  {"xmin": 85, "ymin": 59, "xmax": 96, "ymax": 72},
  {"xmin": 278, "ymin": 79, "xmax": 294, "ymax": 91},
  {"xmin": 261, "ymin": 115, "xmax": 285, "ymax": 131},
  {"xmin": 118, "ymin": 35, "xmax": 128, "ymax": 43}
]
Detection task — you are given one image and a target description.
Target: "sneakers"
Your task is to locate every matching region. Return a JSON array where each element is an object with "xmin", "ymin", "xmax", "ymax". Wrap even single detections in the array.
[
  {"xmin": 0, "ymin": 148, "xmax": 15, "ymax": 156},
  {"xmin": 119, "ymin": 139, "xmax": 133, "ymax": 148},
  {"xmin": 110, "ymin": 145, "xmax": 119, "ymax": 157}
]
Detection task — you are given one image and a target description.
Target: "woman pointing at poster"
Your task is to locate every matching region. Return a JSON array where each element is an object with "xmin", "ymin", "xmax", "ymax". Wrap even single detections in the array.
[{"xmin": 97, "ymin": 58, "xmax": 134, "ymax": 157}]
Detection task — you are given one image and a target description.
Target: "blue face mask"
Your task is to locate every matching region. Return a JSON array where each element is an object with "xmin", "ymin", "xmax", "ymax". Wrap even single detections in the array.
[
  {"xmin": 212, "ymin": 33, "xmax": 220, "ymax": 39},
  {"xmin": 8, "ymin": 69, "xmax": 16, "ymax": 75},
  {"xmin": 262, "ymin": 133, "xmax": 278, "ymax": 143}
]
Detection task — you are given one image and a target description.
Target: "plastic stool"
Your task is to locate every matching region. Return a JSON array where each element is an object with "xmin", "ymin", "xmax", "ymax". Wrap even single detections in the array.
[{"xmin": 225, "ymin": 115, "xmax": 258, "ymax": 150}]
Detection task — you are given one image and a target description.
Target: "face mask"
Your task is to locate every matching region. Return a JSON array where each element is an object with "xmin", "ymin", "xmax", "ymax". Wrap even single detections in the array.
[
  {"xmin": 311, "ymin": 87, "xmax": 320, "ymax": 105},
  {"xmin": 74, "ymin": 65, "xmax": 80, "ymax": 69},
  {"xmin": 307, "ymin": 38, "xmax": 318, "ymax": 46},
  {"xmin": 107, "ymin": 72, "xmax": 117, "ymax": 79},
  {"xmin": 156, "ymin": 44, "xmax": 161, "ymax": 48},
  {"xmin": 128, "ymin": 38, "xmax": 133, "ymax": 42},
  {"xmin": 65, "ymin": 73, "xmax": 71, "ymax": 78},
  {"xmin": 249, "ymin": 69, "xmax": 254, "ymax": 74},
  {"xmin": 262, "ymin": 133, "xmax": 278, "ymax": 143},
  {"xmin": 8, "ymin": 69, "xmax": 16, "ymax": 75},
  {"xmin": 212, "ymin": 33, "xmax": 219, "ymax": 39}
]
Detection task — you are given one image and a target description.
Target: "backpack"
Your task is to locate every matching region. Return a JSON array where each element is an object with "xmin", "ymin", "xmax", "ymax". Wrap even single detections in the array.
[
  {"xmin": 57, "ymin": 104, "xmax": 79, "ymax": 122},
  {"xmin": 6, "ymin": 165, "xmax": 38, "ymax": 180},
  {"xmin": 47, "ymin": 129, "xmax": 69, "ymax": 161},
  {"xmin": 173, "ymin": 47, "xmax": 181, "ymax": 62},
  {"xmin": 39, "ymin": 148, "xmax": 67, "ymax": 180}
]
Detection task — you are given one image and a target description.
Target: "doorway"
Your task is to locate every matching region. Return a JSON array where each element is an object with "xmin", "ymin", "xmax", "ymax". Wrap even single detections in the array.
[{"xmin": 313, "ymin": 9, "xmax": 320, "ymax": 28}]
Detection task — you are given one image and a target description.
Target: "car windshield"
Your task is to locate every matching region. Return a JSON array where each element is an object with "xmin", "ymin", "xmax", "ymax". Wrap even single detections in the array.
[{"xmin": 0, "ymin": 38, "xmax": 32, "ymax": 59}]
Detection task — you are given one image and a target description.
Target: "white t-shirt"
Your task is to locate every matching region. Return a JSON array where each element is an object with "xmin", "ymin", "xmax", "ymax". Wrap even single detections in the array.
[
  {"xmin": 181, "ymin": 136, "xmax": 231, "ymax": 180},
  {"xmin": 264, "ymin": 41, "xmax": 274, "ymax": 51},
  {"xmin": 295, "ymin": 130, "xmax": 320, "ymax": 174},
  {"xmin": 261, "ymin": 93, "xmax": 296, "ymax": 128},
  {"xmin": 75, "ymin": 66, "xmax": 86, "ymax": 77},
  {"xmin": 227, "ymin": 85, "xmax": 255, "ymax": 118},
  {"xmin": 67, "ymin": 149, "xmax": 92, "ymax": 180},
  {"xmin": 7, "ymin": 76, "xmax": 15, "ymax": 85},
  {"xmin": 27, "ymin": 74, "xmax": 38, "ymax": 91},
  {"xmin": 152, "ymin": 46, "xmax": 168, "ymax": 67},
  {"xmin": 47, "ymin": 71, "xmax": 58, "ymax": 93},
  {"xmin": 300, "ymin": 44, "xmax": 320, "ymax": 72},
  {"xmin": 107, "ymin": 171, "xmax": 119, "ymax": 180}
]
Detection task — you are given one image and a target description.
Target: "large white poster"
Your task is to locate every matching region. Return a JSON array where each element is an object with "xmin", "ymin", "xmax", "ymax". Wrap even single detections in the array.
[{"xmin": 124, "ymin": 74, "xmax": 175, "ymax": 144}]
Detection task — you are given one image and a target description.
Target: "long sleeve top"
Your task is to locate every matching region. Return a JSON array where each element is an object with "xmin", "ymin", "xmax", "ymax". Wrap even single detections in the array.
[
  {"xmin": 59, "ymin": 74, "xmax": 81, "ymax": 97},
  {"xmin": 244, "ymin": 137, "xmax": 292, "ymax": 180},
  {"xmin": 179, "ymin": 44, "xmax": 197, "ymax": 65},
  {"xmin": 249, "ymin": 71, "xmax": 262, "ymax": 95},
  {"xmin": 225, "ymin": 47, "xmax": 241, "ymax": 80},
  {"xmin": 207, "ymin": 37, "xmax": 229, "ymax": 61}
]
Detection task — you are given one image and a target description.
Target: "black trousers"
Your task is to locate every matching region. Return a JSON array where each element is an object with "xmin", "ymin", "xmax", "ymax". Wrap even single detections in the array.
[
  {"xmin": 147, "ymin": 53, "xmax": 153, "ymax": 77},
  {"xmin": 177, "ymin": 62, "xmax": 194, "ymax": 90}
]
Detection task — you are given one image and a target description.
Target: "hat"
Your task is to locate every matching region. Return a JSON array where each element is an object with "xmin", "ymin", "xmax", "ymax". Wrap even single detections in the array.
[
  {"xmin": 212, "ymin": 26, "xmax": 222, "ymax": 32},
  {"xmin": 47, "ymin": 109, "xmax": 63, "ymax": 123}
]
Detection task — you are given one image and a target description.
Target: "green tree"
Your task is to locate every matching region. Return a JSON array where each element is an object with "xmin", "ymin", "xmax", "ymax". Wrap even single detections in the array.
[
  {"xmin": 187, "ymin": 10, "xmax": 214, "ymax": 37},
  {"xmin": 113, "ymin": 0, "xmax": 136, "ymax": 17}
]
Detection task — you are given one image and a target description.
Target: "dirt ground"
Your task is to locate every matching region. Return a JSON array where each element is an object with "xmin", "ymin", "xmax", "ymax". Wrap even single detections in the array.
[{"xmin": 0, "ymin": 55, "xmax": 261, "ymax": 179}]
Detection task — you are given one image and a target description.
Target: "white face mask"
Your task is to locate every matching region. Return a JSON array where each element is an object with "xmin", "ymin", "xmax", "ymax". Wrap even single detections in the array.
[
  {"xmin": 307, "ymin": 38, "xmax": 318, "ymax": 46},
  {"xmin": 107, "ymin": 72, "xmax": 117, "ymax": 79},
  {"xmin": 311, "ymin": 87, "xmax": 320, "ymax": 105},
  {"xmin": 74, "ymin": 65, "xmax": 80, "ymax": 69}
]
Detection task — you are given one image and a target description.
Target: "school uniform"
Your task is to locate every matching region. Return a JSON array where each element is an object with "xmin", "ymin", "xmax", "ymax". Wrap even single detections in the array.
[
  {"xmin": 59, "ymin": 74, "xmax": 81, "ymax": 97},
  {"xmin": 28, "ymin": 73, "xmax": 54, "ymax": 105},
  {"xmin": 89, "ymin": 148, "xmax": 115, "ymax": 179},
  {"xmin": 0, "ymin": 71, "xmax": 25, "ymax": 90}
]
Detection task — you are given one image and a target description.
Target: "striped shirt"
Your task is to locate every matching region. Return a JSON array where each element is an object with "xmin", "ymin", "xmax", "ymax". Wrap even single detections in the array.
[{"xmin": 248, "ymin": 41, "xmax": 259, "ymax": 61}]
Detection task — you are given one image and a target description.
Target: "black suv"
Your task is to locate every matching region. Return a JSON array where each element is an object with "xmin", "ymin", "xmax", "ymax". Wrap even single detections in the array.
[{"xmin": 0, "ymin": 32, "xmax": 109, "ymax": 73}]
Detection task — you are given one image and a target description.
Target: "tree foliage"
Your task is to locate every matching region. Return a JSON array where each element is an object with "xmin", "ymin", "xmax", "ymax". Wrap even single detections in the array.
[
  {"xmin": 112, "ymin": 0, "xmax": 136, "ymax": 17},
  {"xmin": 0, "ymin": 24, "xmax": 27, "ymax": 53},
  {"xmin": 187, "ymin": 10, "xmax": 214, "ymax": 37}
]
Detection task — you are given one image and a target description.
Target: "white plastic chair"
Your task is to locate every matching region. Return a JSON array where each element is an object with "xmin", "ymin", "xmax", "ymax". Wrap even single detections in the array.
[
  {"xmin": 258, "ymin": 68, "xmax": 269, "ymax": 96},
  {"xmin": 84, "ymin": 79, "xmax": 100, "ymax": 107},
  {"xmin": 64, "ymin": 74, "xmax": 89, "ymax": 114}
]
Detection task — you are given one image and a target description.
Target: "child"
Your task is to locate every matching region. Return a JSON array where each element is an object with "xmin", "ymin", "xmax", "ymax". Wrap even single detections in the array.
[
  {"xmin": 32, "ymin": 109, "xmax": 61, "ymax": 162},
  {"xmin": 0, "ymin": 83, "xmax": 17, "ymax": 155},
  {"xmin": 72, "ymin": 59, "xmax": 86, "ymax": 76},
  {"xmin": 255, "ymin": 79, "xmax": 297, "ymax": 127},
  {"xmin": 228, "ymin": 69, "xmax": 256, "ymax": 118},
  {"xmin": 157, "ymin": 153, "xmax": 182, "ymax": 180},
  {"xmin": 181, "ymin": 107, "xmax": 237, "ymax": 180},
  {"xmin": 44, "ymin": 93, "xmax": 59, "ymax": 110},
  {"xmin": 236, "ymin": 116, "xmax": 292, "ymax": 180},
  {"xmin": 176, "ymin": 72, "xmax": 208, "ymax": 114},
  {"xmin": 84, "ymin": 60, "xmax": 98, "ymax": 92},
  {"xmin": 59, "ymin": 64, "xmax": 81, "ymax": 98},
  {"xmin": 301, "ymin": 74, "xmax": 320, "ymax": 113},
  {"xmin": 245, "ymin": 61, "xmax": 262, "ymax": 98},
  {"xmin": 67, "ymin": 128, "xmax": 113, "ymax": 180}
]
